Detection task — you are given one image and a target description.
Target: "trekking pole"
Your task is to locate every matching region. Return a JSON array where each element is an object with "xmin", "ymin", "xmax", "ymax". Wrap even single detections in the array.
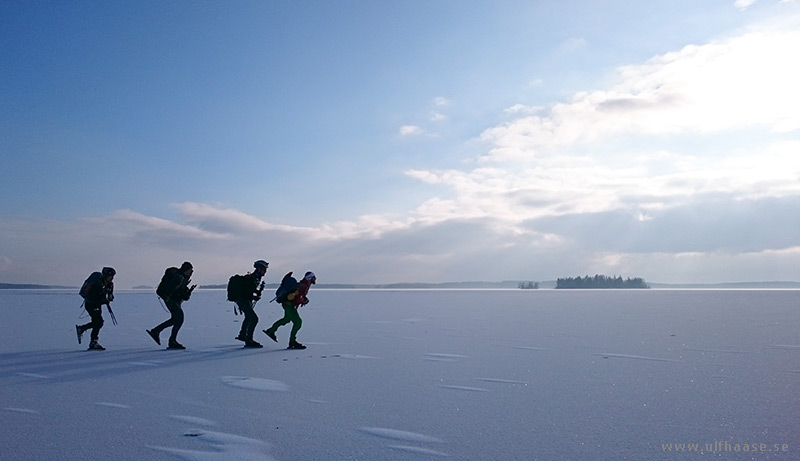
[
  {"xmin": 106, "ymin": 303, "xmax": 118, "ymax": 326},
  {"xmin": 78, "ymin": 301, "xmax": 88, "ymax": 319},
  {"xmin": 156, "ymin": 295, "xmax": 169, "ymax": 313}
]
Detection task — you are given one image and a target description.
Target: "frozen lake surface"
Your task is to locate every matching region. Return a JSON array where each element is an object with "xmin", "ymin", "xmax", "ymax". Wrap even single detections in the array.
[{"xmin": 1, "ymin": 289, "xmax": 798, "ymax": 460}]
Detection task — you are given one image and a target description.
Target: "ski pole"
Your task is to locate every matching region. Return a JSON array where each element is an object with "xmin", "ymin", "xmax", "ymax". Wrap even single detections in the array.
[
  {"xmin": 156, "ymin": 295, "xmax": 169, "ymax": 313},
  {"xmin": 106, "ymin": 303, "xmax": 118, "ymax": 326}
]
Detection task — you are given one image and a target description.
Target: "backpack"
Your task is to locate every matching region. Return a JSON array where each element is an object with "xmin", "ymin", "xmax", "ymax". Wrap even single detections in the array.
[
  {"xmin": 79, "ymin": 272, "xmax": 102, "ymax": 299},
  {"xmin": 227, "ymin": 274, "xmax": 248, "ymax": 302},
  {"xmin": 156, "ymin": 267, "xmax": 181, "ymax": 300},
  {"xmin": 274, "ymin": 272, "xmax": 299, "ymax": 303}
]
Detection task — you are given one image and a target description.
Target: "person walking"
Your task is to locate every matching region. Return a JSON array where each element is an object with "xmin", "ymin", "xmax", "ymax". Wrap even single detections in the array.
[
  {"xmin": 263, "ymin": 271, "xmax": 316, "ymax": 350},
  {"xmin": 147, "ymin": 261, "xmax": 196, "ymax": 349},
  {"xmin": 233, "ymin": 260, "xmax": 268, "ymax": 348},
  {"xmin": 76, "ymin": 267, "xmax": 116, "ymax": 350}
]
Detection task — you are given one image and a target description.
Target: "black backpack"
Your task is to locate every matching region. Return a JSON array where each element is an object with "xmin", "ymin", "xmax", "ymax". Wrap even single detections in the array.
[
  {"xmin": 227, "ymin": 274, "xmax": 248, "ymax": 302},
  {"xmin": 79, "ymin": 272, "xmax": 102, "ymax": 299},
  {"xmin": 274, "ymin": 272, "xmax": 299, "ymax": 303},
  {"xmin": 156, "ymin": 267, "xmax": 181, "ymax": 300}
]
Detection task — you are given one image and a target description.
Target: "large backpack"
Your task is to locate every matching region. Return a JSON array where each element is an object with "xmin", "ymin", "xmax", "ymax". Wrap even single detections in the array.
[
  {"xmin": 227, "ymin": 274, "xmax": 249, "ymax": 302},
  {"xmin": 79, "ymin": 272, "xmax": 102, "ymax": 299},
  {"xmin": 156, "ymin": 267, "xmax": 181, "ymax": 300},
  {"xmin": 274, "ymin": 272, "xmax": 299, "ymax": 303}
]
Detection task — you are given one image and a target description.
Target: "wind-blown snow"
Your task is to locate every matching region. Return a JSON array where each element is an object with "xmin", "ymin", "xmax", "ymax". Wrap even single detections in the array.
[{"xmin": 1, "ymin": 289, "xmax": 798, "ymax": 459}]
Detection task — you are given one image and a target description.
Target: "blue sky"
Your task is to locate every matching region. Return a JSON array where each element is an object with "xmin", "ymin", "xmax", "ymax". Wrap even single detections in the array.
[{"xmin": 2, "ymin": 0, "xmax": 800, "ymax": 288}]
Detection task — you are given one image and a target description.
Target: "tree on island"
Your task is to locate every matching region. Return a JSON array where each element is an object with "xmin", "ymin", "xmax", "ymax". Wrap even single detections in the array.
[
  {"xmin": 518, "ymin": 281, "xmax": 539, "ymax": 289},
  {"xmin": 556, "ymin": 275, "xmax": 649, "ymax": 289}
]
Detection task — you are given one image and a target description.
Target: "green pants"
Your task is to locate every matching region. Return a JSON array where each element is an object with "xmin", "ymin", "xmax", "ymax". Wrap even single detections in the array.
[{"xmin": 268, "ymin": 302, "xmax": 302, "ymax": 343}]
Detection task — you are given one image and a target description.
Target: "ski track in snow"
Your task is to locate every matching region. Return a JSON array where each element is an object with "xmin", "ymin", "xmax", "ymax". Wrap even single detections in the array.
[
  {"xmin": 438, "ymin": 384, "xmax": 489, "ymax": 392},
  {"xmin": 94, "ymin": 402, "xmax": 130, "ymax": 409},
  {"xmin": 128, "ymin": 361, "xmax": 162, "ymax": 367},
  {"xmin": 388, "ymin": 445, "xmax": 450, "ymax": 457},
  {"xmin": 594, "ymin": 353, "xmax": 680, "ymax": 362},
  {"xmin": 474, "ymin": 377, "xmax": 528, "ymax": 385},
  {"xmin": 16, "ymin": 372, "xmax": 48, "ymax": 379},
  {"xmin": 358, "ymin": 427, "xmax": 444, "ymax": 443},
  {"xmin": 220, "ymin": 376, "xmax": 289, "ymax": 392},
  {"xmin": 684, "ymin": 347, "xmax": 748, "ymax": 354},
  {"xmin": 148, "ymin": 429, "xmax": 276, "ymax": 461},
  {"xmin": 425, "ymin": 353, "xmax": 468, "ymax": 359},
  {"xmin": 770, "ymin": 344, "xmax": 800, "ymax": 350},
  {"xmin": 423, "ymin": 352, "xmax": 468, "ymax": 362}
]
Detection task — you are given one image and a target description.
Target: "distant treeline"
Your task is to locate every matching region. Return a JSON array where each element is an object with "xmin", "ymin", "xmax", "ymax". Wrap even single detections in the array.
[
  {"xmin": 556, "ymin": 275, "xmax": 649, "ymax": 289},
  {"xmin": 0, "ymin": 283, "xmax": 75, "ymax": 290}
]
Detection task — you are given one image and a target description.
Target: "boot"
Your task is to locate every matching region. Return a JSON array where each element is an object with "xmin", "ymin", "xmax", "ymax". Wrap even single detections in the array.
[
  {"xmin": 288, "ymin": 341, "xmax": 306, "ymax": 350},
  {"xmin": 146, "ymin": 329, "xmax": 161, "ymax": 345},
  {"xmin": 88, "ymin": 340, "xmax": 105, "ymax": 351},
  {"xmin": 76, "ymin": 325, "xmax": 83, "ymax": 344},
  {"xmin": 167, "ymin": 341, "xmax": 186, "ymax": 350},
  {"xmin": 263, "ymin": 329, "xmax": 277, "ymax": 342}
]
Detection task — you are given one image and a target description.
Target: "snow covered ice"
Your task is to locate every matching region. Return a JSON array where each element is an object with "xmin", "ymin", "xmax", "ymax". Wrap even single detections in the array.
[{"xmin": 1, "ymin": 289, "xmax": 798, "ymax": 460}]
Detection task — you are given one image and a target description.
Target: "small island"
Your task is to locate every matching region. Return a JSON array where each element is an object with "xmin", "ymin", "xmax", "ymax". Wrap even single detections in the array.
[{"xmin": 556, "ymin": 275, "xmax": 649, "ymax": 289}]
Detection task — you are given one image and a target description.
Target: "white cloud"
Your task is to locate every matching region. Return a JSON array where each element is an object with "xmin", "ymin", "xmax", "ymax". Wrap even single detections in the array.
[
  {"xmin": 735, "ymin": 0, "xmax": 758, "ymax": 10},
  {"xmin": 399, "ymin": 125, "xmax": 423, "ymax": 136},
  {"xmin": 459, "ymin": 20, "xmax": 800, "ymax": 218},
  {"xmin": 430, "ymin": 111, "xmax": 447, "ymax": 122}
]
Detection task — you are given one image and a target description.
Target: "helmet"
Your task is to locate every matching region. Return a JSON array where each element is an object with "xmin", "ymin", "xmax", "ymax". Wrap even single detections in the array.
[
  {"xmin": 254, "ymin": 260, "xmax": 269, "ymax": 270},
  {"xmin": 102, "ymin": 267, "xmax": 116, "ymax": 276},
  {"xmin": 304, "ymin": 271, "xmax": 316, "ymax": 283},
  {"xmin": 180, "ymin": 261, "xmax": 193, "ymax": 271}
]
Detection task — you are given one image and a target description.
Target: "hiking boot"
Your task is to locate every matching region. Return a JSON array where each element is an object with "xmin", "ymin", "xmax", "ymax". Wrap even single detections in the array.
[
  {"xmin": 146, "ymin": 329, "xmax": 161, "ymax": 345},
  {"xmin": 235, "ymin": 334, "xmax": 247, "ymax": 342},
  {"xmin": 263, "ymin": 329, "xmax": 277, "ymax": 342},
  {"xmin": 244, "ymin": 340, "xmax": 263, "ymax": 348},
  {"xmin": 167, "ymin": 341, "xmax": 186, "ymax": 350},
  {"xmin": 288, "ymin": 341, "xmax": 306, "ymax": 350},
  {"xmin": 75, "ymin": 325, "xmax": 83, "ymax": 344},
  {"xmin": 88, "ymin": 341, "xmax": 105, "ymax": 351}
]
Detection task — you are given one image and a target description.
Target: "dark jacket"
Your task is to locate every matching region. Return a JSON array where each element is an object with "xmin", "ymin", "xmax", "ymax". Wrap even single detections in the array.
[
  {"xmin": 84, "ymin": 275, "xmax": 113, "ymax": 306},
  {"xmin": 241, "ymin": 273, "xmax": 263, "ymax": 302},
  {"xmin": 163, "ymin": 269, "xmax": 193, "ymax": 303}
]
